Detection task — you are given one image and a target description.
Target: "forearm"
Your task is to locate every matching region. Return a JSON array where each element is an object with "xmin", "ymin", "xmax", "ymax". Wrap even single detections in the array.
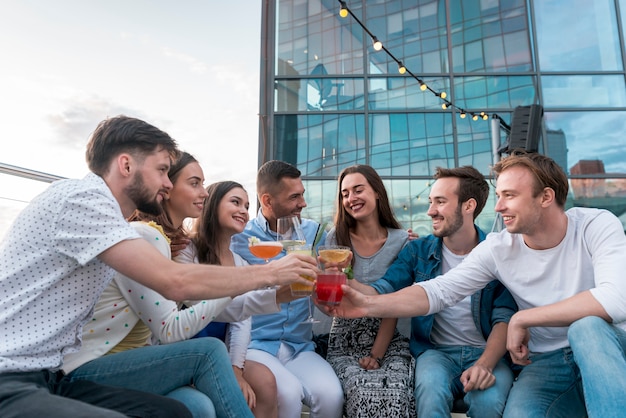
[
  {"xmin": 370, "ymin": 318, "xmax": 397, "ymax": 358},
  {"xmin": 349, "ymin": 279, "xmax": 379, "ymax": 295},
  {"xmin": 475, "ymin": 322, "xmax": 508, "ymax": 370},
  {"xmin": 512, "ymin": 290, "xmax": 611, "ymax": 329},
  {"xmin": 365, "ymin": 284, "xmax": 430, "ymax": 318}
]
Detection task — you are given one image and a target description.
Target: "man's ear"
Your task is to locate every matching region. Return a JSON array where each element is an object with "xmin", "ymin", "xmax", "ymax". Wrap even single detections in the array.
[
  {"xmin": 116, "ymin": 154, "xmax": 133, "ymax": 178},
  {"xmin": 464, "ymin": 197, "xmax": 477, "ymax": 215},
  {"xmin": 541, "ymin": 187, "xmax": 556, "ymax": 207},
  {"xmin": 260, "ymin": 193, "xmax": 272, "ymax": 209}
]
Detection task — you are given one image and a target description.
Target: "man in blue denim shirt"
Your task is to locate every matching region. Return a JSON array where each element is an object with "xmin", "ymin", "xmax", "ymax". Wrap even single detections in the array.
[
  {"xmin": 353, "ymin": 166, "xmax": 517, "ymax": 418},
  {"xmin": 231, "ymin": 160, "xmax": 344, "ymax": 418}
]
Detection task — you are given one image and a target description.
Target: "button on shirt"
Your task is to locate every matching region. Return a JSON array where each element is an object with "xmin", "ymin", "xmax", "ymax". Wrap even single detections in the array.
[
  {"xmin": 230, "ymin": 209, "xmax": 324, "ymax": 356},
  {"xmin": 0, "ymin": 173, "xmax": 139, "ymax": 373}
]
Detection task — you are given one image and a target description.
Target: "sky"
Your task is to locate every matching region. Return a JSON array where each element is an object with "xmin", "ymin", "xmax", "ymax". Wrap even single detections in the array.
[{"xmin": 0, "ymin": 0, "xmax": 262, "ymax": 238}]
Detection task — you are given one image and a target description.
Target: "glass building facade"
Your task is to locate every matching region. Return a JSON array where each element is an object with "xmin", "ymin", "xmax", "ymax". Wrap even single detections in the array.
[{"xmin": 259, "ymin": 0, "xmax": 626, "ymax": 234}]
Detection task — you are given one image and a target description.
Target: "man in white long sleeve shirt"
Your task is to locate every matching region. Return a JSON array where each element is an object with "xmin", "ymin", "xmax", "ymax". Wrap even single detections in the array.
[{"xmin": 330, "ymin": 151, "xmax": 626, "ymax": 417}]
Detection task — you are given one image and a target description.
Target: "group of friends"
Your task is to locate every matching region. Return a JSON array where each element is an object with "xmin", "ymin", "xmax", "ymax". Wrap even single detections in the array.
[{"xmin": 0, "ymin": 114, "xmax": 625, "ymax": 418}]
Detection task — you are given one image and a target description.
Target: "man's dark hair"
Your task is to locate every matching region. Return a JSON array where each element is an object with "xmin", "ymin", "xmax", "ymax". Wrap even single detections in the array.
[
  {"xmin": 256, "ymin": 160, "xmax": 301, "ymax": 196},
  {"xmin": 434, "ymin": 166, "xmax": 490, "ymax": 219},
  {"xmin": 86, "ymin": 115, "xmax": 179, "ymax": 176}
]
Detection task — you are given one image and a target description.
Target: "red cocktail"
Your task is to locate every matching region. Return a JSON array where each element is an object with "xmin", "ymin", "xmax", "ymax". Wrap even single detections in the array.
[{"xmin": 315, "ymin": 271, "xmax": 347, "ymax": 306}]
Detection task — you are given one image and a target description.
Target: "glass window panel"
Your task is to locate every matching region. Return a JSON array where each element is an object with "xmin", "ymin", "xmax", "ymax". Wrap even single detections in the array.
[
  {"xmin": 541, "ymin": 75, "xmax": 626, "ymax": 108},
  {"xmin": 450, "ymin": 0, "xmax": 530, "ymax": 72},
  {"xmin": 543, "ymin": 111, "xmax": 626, "ymax": 176},
  {"xmin": 361, "ymin": 1, "xmax": 447, "ymax": 75},
  {"xmin": 274, "ymin": 78, "xmax": 365, "ymax": 111},
  {"xmin": 544, "ymin": 112, "xmax": 626, "ymax": 227},
  {"xmin": 453, "ymin": 76, "xmax": 537, "ymax": 110},
  {"xmin": 275, "ymin": 114, "xmax": 366, "ymax": 177},
  {"xmin": 535, "ymin": 0, "xmax": 621, "ymax": 71},
  {"xmin": 369, "ymin": 113, "xmax": 454, "ymax": 176},
  {"xmin": 368, "ymin": 77, "xmax": 450, "ymax": 110},
  {"xmin": 276, "ymin": 0, "xmax": 364, "ymax": 76}
]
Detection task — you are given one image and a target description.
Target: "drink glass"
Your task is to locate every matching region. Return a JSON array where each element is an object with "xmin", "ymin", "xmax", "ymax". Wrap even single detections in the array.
[
  {"xmin": 315, "ymin": 271, "xmax": 347, "ymax": 306},
  {"xmin": 248, "ymin": 240, "xmax": 283, "ymax": 263},
  {"xmin": 287, "ymin": 244, "xmax": 319, "ymax": 324},
  {"xmin": 287, "ymin": 244, "xmax": 315, "ymax": 296},
  {"xmin": 277, "ymin": 215, "xmax": 306, "ymax": 250},
  {"xmin": 317, "ymin": 245, "xmax": 351, "ymax": 267}
]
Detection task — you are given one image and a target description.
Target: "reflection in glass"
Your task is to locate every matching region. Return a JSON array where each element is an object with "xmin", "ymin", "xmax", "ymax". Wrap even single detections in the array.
[
  {"xmin": 541, "ymin": 75, "xmax": 626, "ymax": 108},
  {"xmin": 535, "ymin": 0, "xmax": 621, "ymax": 71}
]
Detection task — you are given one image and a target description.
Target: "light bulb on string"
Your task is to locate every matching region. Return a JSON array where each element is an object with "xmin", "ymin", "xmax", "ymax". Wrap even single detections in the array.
[
  {"xmin": 440, "ymin": 91, "xmax": 447, "ymax": 99},
  {"xmin": 397, "ymin": 62, "xmax": 406, "ymax": 74},
  {"xmin": 372, "ymin": 36, "xmax": 383, "ymax": 51},
  {"xmin": 460, "ymin": 111, "xmax": 467, "ymax": 119},
  {"xmin": 419, "ymin": 81, "xmax": 427, "ymax": 91},
  {"xmin": 339, "ymin": 1, "xmax": 348, "ymax": 18},
  {"xmin": 472, "ymin": 114, "xmax": 479, "ymax": 121},
  {"xmin": 482, "ymin": 114, "xmax": 489, "ymax": 120},
  {"xmin": 442, "ymin": 102, "xmax": 448, "ymax": 110}
]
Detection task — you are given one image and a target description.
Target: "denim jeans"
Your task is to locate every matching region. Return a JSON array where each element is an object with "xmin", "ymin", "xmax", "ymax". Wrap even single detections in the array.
[
  {"xmin": 414, "ymin": 345, "xmax": 513, "ymax": 418},
  {"xmin": 167, "ymin": 386, "xmax": 216, "ymax": 418},
  {"xmin": 0, "ymin": 370, "xmax": 191, "ymax": 418},
  {"xmin": 66, "ymin": 337, "xmax": 253, "ymax": 418},
  {"xmin": 568, "ymin": 316, "xmax": 626, "ymax": 418},
  {"xmin": 504, "ymin": 347, "xmax": 586, "ymax": 418}
]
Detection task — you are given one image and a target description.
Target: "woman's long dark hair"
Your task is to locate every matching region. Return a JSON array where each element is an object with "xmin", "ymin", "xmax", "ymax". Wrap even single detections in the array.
[
  {"xmin": 333, "ymin": 164, "xmax": 401, "ymax": 248},
  {"xmin": 192, "ymin": 181, "xmax": 245, "ymax": 265},
  {"xmin": 128, "ymin": 151, "xmax": 198, "ymax": 242}
]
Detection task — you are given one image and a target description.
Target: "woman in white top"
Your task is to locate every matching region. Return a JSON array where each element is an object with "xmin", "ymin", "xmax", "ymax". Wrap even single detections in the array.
[
  {"xmin": 63, "ymin": 153, "xmax": 278, "ymax": 418},
  {"xmin": 176, "ymin": 180, "xmax": 278, "ymax": 418}
]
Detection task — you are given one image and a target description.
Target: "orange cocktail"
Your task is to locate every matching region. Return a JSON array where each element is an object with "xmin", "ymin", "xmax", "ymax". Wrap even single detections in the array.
[
  {"xmin": 249, "ymin": 241, "xmax": 283, "ymax": 262},
  {"xmin": 287, "ymin": 244, "xmax": 315, "ymax": 296},
  {"xmin": 318, "ymin": 245, "xmax": 351, "ymax": 265}
]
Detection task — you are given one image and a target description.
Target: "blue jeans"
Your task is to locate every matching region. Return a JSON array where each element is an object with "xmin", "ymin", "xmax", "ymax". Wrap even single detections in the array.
[
  {"xmin": 414, "ymin": 346, "xmax": 513, "ymax": 418},
  {"xmin": 568, "ymin": 316, "xmax": 626, "ymax": 418},
  {"xmin": 0, "ymin": 370, "xmax": 191, "ymax": 418},
  {"xmin": 66, "ymin": 338, "xmax": 252, "ymax": 418},
  {"xmin": 504, "ymin": 347, "xmax": 586, "ymax": 418}
]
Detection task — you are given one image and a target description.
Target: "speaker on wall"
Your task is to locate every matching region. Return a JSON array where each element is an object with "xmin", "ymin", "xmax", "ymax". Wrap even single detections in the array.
[{"xmin": 507, "ymin": 105, "xmax": 544, "ymax": 153}]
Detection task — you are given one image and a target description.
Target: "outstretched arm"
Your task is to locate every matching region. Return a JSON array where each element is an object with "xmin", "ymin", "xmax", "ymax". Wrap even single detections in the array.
[
  {"xmin": 328, "ymin": 283, "xmax": 431, "ymax": 319},
  {"xmin": 99, "ymin": 238, "xmax": 317, "ymax": 302}
]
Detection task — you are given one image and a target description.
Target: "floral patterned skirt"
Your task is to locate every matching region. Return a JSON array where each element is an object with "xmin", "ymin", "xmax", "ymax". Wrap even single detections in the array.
[{"xmin": 327, "ymin": 317, "xmax": 416, "ymax": 418}]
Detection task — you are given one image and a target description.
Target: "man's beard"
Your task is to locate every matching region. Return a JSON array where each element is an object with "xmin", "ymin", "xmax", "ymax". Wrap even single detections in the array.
[
  {"xmin": 433, "ymin": 204, "xmax": 463, "ymax": 238},
  {"xmin": 126, "ymin": 172, "xmax": 163, "ymax": 216}
]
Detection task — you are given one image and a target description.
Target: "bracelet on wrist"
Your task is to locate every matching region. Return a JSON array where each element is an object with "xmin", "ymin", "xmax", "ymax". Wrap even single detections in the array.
[{"xmin": 370, "ymin": 353, "xmax": 383, "ymax": 366}]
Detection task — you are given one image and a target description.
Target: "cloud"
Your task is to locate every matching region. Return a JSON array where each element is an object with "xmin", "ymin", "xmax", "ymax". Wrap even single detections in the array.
[
  {"xmin": 162, "ymin": 46, "xmax": 209, "ymax": 74},
  {"xmin": 46, "ymin": 96, "xmax": 147, "ymax": 148}
]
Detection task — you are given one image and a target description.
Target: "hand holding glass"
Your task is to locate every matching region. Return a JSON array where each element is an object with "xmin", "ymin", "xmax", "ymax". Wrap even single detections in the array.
[{"xmin": 315, "ymin": 271, "xmax": 347, "ymax": 306}]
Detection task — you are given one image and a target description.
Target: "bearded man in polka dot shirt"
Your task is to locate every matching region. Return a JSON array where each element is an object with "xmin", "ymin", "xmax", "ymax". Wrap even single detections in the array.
[{"xmin": 0, "ymin": 115, "xmax": 318, "ymax": 418}]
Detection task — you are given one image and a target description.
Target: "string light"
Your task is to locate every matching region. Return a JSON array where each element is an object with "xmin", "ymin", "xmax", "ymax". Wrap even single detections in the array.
[
  {"xmin": 336, "ymin": 0, "xmax": 499, "ymax": 123},
  {"xmin": 372, "ymin": 36, "xmax": 383, "ymax": 51},
  {"xmin": 339, "ymin": 1, "xmax": 349, "ymax": 18}
]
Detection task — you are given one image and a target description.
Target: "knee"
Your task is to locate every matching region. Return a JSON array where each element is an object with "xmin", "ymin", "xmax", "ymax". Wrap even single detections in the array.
[{"xmin": 568, "ymin": 316, "xmax": 606, "ymax": 347}]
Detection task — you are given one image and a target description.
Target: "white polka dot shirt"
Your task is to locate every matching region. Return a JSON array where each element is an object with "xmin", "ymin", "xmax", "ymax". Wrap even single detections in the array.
[{"xmin": 0, "ymin": 173, "xmax": 139, "ymax": 373}]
